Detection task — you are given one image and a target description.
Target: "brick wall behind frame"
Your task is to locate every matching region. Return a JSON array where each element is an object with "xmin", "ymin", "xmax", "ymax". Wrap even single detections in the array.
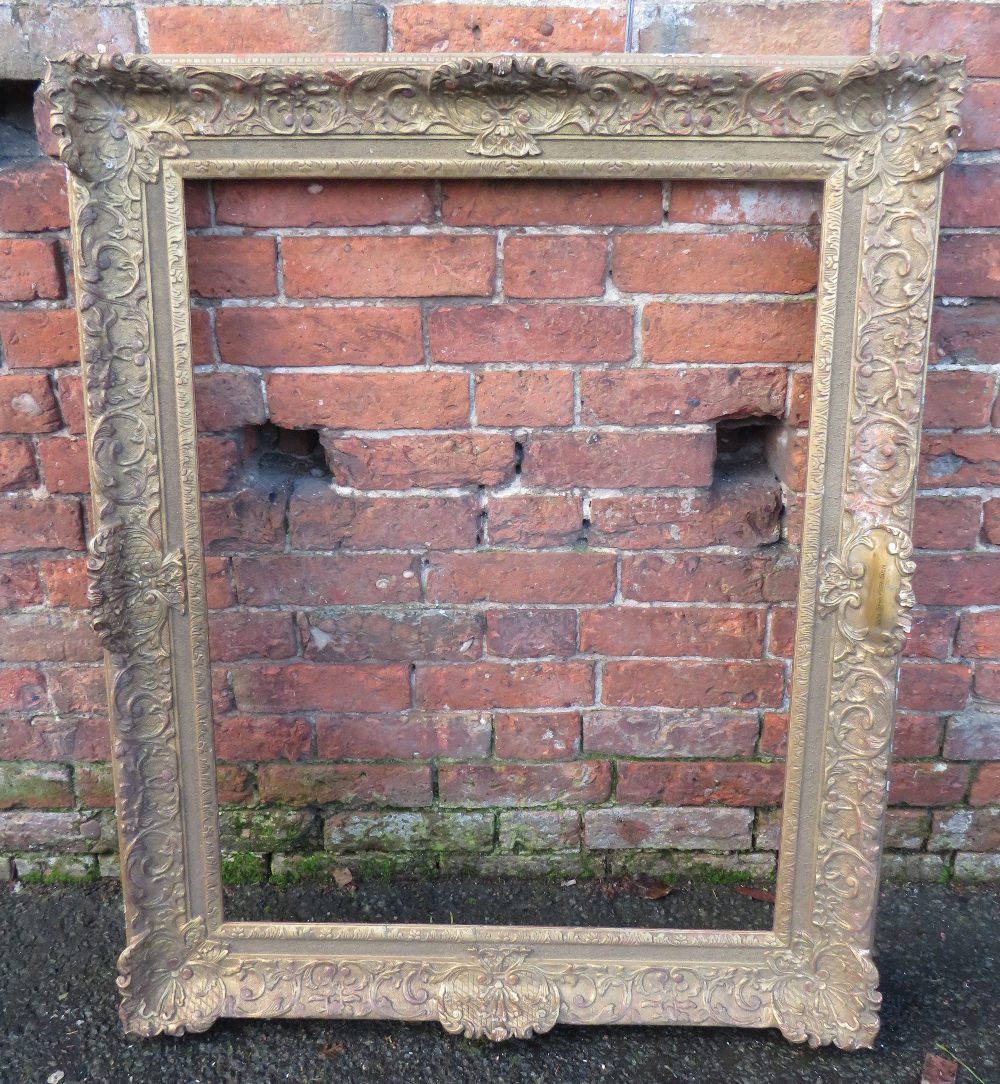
[{"xmin": 1, "ymin": 1, "xmax": 999, "ymax": 887}]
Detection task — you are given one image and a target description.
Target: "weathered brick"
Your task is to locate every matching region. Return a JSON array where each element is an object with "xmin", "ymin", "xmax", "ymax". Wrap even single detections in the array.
[
  {"xmin": 959, "ymin": 82, "xmax": 1000, "ymax": 151},
  {"xmin": 942, "ymin": 163, "xmax": 1000, "ymax": 228},
  {"xmin": 889, "ymin": 762, "xmax": 970, "ymax": 806},
  {"xmin": 201, "ymin": 488, "xmax": 286, "ymax": 555},
  {"xmin": 957, "ymin": 613, "xmax": 1000, "ymax": 660},
  {"xmin": 616, "ymin": 760, "xmax": 785, "ymax": 807},
  {"xmin": 268, "ymin": 371, "xmax": 469, "ymax": 430},
  {"xmin": 0, "ymin": 764, "xmax": 73, "ymax": 810},
  {"xmin": 46, "ymin": 667, "xmax": 103, "ymax": 715},
  {"xmin": 187, "ymin": 236, "xmax": 277, "ymax": 298},
  {"xmin": 585, "ymin": 806, "xmax": 752, "ymax": 850},
  {"xmin": 257, "ymin": 763, "xmax": 431, "ymax": 808},
  {"xmin": 522, "ymin": 430, "xmax": 714, "ymax": 488},
  {"xmin": 602, "ymin": 660, "xmax": 785, "ymax": 709},
  {"xmin": 913, "ymin": 496, "xmax": 981, "ymax": 550},
  {"xmin": 933, "ymin": 302, "xmax": 1000, "ymax": 364},
  {"xmin": 0, "ymin": 715, "xmax": 109, "ymax": 763},
  {"xmin": 300, "ymin": 609, "xmax": 483, "ymax": 663},
  {"xmin": 613, "ymin": 231, "xmax": 817, "ymax": 294},
  {"xmin": 0, "ymin": 558, "xmax": 42, "ymax": 607},
  {"xmin": 231, "ymin": 663, "xmax": 411, "ymax": 713},
  {"xmin": 36, "ymin": 436, "xmax": 89, "ymax": 494},
  {"xmin": 0, "ymin": 495, "xmax": 82, "ymax": 552},
  {"xmin": 322, "ymin": 433, "xmax": 515, "ymax": 489},
  {"xmin": 0, "ymin": 159, "xmax": 68, "ymax": 231},
  {"xmin": 0, "ymin": 309, "xmax": 78, "ymax": 368},
  {"xmin": 0, "ymin": 440, "xmax": 36, "ymax": 490},
  {"xmin": 882, "ymin": 2, "xmax": 1000, "ymax": 77},
  {"xmin": 215, "ymin": 180, "xmax": 434, "ymax": 227},
  {"xmin": 668, "ymin": 181, "xmax": 821, "ymax": 226},
  {"xmin": 580, "ymin": 607, "xmax": 765, "ymax": 660},
  {"xmin": 235, "ymin": 554, "xmax": 420, "ymax": 606},
  {"xmin": 442, "ymin": 180, "xmax": 662, "ymax": 227},
  {"xmin": 916, "ymin": 554, "xmax": 1000, "ymax": 606},
  {"xmin": 930, "ymin": 808, "xmax": 1000, "ymax": 852},
  {"xmin": 583, "ymin": 709, "xmax": 759, "ymax": 758},
  {"xmin": 55, "ymin": 374, "xmax": 85, "ymax": 434},
  {"xmin": 503, "ymin": 235, "xmax": 607, "ymax": 299},
  {"xmin": 0, "ymin": 373, "xmax": 61, "ymax": 434},
  {"xmin": 208, "ymin": 611, "xmax": 297, "ymax": 662},
  {"xmin": 924, "ymin": 370, "xmax": 996, "ymax": 428},
  {"xmin": 194, "ymin": 371, "xmax": 266, "ymax": 432},
  {"xmin": 0, "ymin": 810, "xmax": 114, "ymax": 853},
  {"xmin": 474, "ymin": 369, "xmax": 575, "ymax": 427},
  {"xmin": 316, "ymin": 712, "xmax": 491, "ymax": 760},
  {"xmin": 430, "ymin": 303, "xmax": 632, "ymax": 364},
  {"xmin": 214, "ymin": 715, "xmax": 312, "ymax": 762},
  {"xmin": 0, "ymin": 612, "xmax": 100, "ymax": 663},
  {"xmin": 498, "ymin": 809, "xmax": 580, "ymax": 851},
  {"xmin": 985, "ymin": 500, "xmax": 1000, "ymax": 545},
  {"xmin": 438, "ymin": 761, "xmax": 611, "ymax": 807},
  {"xmin": 485, "ymin": 609, "xmax": 577, "ymax": 659},
  {"xmin": 922, "ymin": 433, "xmax": 1000, "ymax": 487},
  {"xmin": 970, "ymin": 764, "xmax": 1000, "ymax": 806},
  {"xmin": 416, "ymin": 661, "xmax": 594, "ymax": 710},
  {"xmin": 216, "ymin": 307, "xmax": 422, "ymax": 367},
  {"xmin": 283, "ymin": 235, "xmax": 495, "ymax": 297},
  {"xmin": 898, "ymin": 663, "xmax": 971, "ymax": 712},
  {"xmin": 325, "ymin": 810, "xmax": 493, "ymax": 852},
  {"xmin": 769, "ymin": 607, "xmax": 954, "ymax": 661},
  {"xmin": 580, "ymin": 366, "xmax": 787, "ymax": 426},
  {"xmin": 427, "ymin": 551, "xmax": 615, "ymax": 605},
  {"xmin": 644, "ymin": 301, "xmax": 815, "ymax": 363},
  {"xmin": 218, "ymin": 809, "xmax": 319, "ymax": 852},
  {"xmin": 894, "ymin": 714, "xmax": 944, "ymax": 759},
  {"xmin": 944, "ymin": 711, "xmax": 1000, "ymax": 760},
  {"xmin": 589, "ymin": 480, "xmax": 783, "ymax": 549},
  {"xmin": 494, "ymin": 712, "xmax": 581, "ymax": 760},
  {"xmin": 75, "ymin": 764, "xmax": 115, "ymax": 809},
  {"xmin": 622, "ymin": 551, "xmax": 799, "ymax": 603},
  {"xmin": 936, "ymin": 235, "xmax": 1000, "ymax": 298},
  {"xmin": 290, "ymin": 482, "xmax": 478, "ymax": 551},
  {"xmin": 486, "ymin": 494, "xmax": 581, "ymax": 548}
]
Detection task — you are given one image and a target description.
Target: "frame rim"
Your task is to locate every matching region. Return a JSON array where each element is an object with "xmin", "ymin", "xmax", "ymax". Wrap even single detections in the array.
[{"xmin": 40, "ymin": 49, "xmax": 964, "ymax": 1048}]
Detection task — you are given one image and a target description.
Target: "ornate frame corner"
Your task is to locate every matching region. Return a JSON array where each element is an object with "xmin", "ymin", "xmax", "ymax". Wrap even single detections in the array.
[{"xmin": 40, "ymin": 50, "xmax": 964, "ymax": 1048}]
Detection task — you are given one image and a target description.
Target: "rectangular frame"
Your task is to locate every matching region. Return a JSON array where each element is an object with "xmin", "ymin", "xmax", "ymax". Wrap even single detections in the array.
[{"xmin": 42, "ymin": 50, "xmax": 964, "ymax": 1049}]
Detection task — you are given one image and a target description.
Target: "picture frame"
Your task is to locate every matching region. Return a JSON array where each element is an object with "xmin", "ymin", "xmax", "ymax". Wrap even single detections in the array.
[{"xmin": 41, "ymin": 49, "xmax": 964, "ymax": 1049}]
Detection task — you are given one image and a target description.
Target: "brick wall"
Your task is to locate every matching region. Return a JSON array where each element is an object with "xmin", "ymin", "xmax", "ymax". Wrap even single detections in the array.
[{"xmin": 0, "ymin": 0, "xmax": 998, "ymax": 886}]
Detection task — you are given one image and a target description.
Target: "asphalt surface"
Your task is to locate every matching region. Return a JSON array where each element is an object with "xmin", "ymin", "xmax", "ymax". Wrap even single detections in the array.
[{"xmin": 1, "ymin": 878, "xmax": 997, "ymax": 1083}]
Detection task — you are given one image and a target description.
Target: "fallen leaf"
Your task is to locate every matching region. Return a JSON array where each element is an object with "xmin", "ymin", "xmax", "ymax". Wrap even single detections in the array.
[
  {"xmin": 921, "ymin": 1051, "xmax": 958, "ymax": 1084},
  {"xmin": 734, "ymin": 885, "xmax": 776, "ymax": 903},
  {"xmin": 319, "ymin": 1041, "xmax": 346, "ymax": 1058},
  {"xmin": 332, "ymin": 867, "xmax": 354, "ymax": 890},
  {"xmin": 629, "ymin": 873, "xmax": 674, "ymax": 900}
]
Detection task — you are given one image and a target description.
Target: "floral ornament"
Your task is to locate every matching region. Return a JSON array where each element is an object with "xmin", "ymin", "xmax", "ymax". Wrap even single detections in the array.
[
  {"xmin": 434, "ymin": 948, "xmax": 561, "ymax": 1039},
  {"xmin": 118, "ymin": 918, "xmax": 236, "ymax": 1037}
]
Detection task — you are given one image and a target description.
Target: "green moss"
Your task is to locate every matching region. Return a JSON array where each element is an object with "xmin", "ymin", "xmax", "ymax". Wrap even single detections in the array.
[
  {"xmin": 221, "ymin": 852, "xmax": 267, "ymax": 885},
  {"xmin": 17, "ymin": 859, "xmax": 99, "ymax": 885}
]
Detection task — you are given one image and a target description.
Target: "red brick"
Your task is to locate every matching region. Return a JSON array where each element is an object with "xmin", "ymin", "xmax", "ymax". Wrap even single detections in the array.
[
  {"xmin": 36, "ymin": 436, "xmax": 89, "ymax": 494},
  {"xmin": 196, "ymin": 437, "xmax": 239, "ymax": 494},
  {"xmin": 426, "ymin": 552, "xmax": 615, "ymax": 604},
  {"xmin": 0, "ymin": 668, "xmax": 47, "ymax": 712},
  {"xmin": 55, "ymin": 374, "xmax": 85, "ymax": 434},
  {"xmin": 590, "ymin": 480, "xmax": 783, "ymax": 550},
  {"xmin": 761, "ymin": 711, "xmax": 788, "ymax": 757},
  {"xmin": 486, "ymin": 495, "xmax": 581, "ymax": 548},
  {"xmin": 39, "ymin": 557, "xmax": 87, "ymax": 608},
  {"xmin": 209, "ymin": 611, "xmax": 297, "ymax": 662},
  {"xmin": 283, "ymin": 235, "xmax": 495, "ymax": 298},
  {"xmin": 0, "ymin": 559, "xmax": 43, "ymax": 608},
  {"xmin": 643, "ymin": 302, "xmax": 815, "ymax": 363},
  {"xmin": 0, "ymin": 160, "xmax": 68, "ymax": 232},
  {"xmin": 205, "ymin": 557, "xmax": 235, "ymax": 609},
  {"xmin": 485, "ymin": 609, "xmax": 577, "ymax": 659},
  {"xmin": 0, "ymin": 612, "xmax": 100, "ymax": 663},
  {"xmin": 194, "ymin": 371, "xmax": 265, "ymax": 432},
  {"xmin": 977, "ymin": 663, "xmax": 1000, "ymax": 703},
  {"xmin": 616, "ymin": 760, "xmax": 785, "ymax": 807},
  {"xmin": 0, "ymin": 440, "xmax": 37, "ymax": 490},
  {"xmin": 416, "ymin": 661, "xmax": 594, "ymax": 710},
  {"xmin": 898, "ymin": 663, "xmax": 971, "ymax": 711},
  {"xmin": 921, "ymin": 434, "xmax": 1000, "ymax": 487},
  {"xmin": 322, "ymin": 433, "xmax": 515, "ymax": 489},
  {"xmin": 888, "ymin": 762, "xmax": 970, "ymax": 807},
  {"xmin": 216, "ymin": 306, "xmax": 422, "ymax": 367},
  {"xmin": 235, "ymin": 555, "xmax": 420, "ymax": 606},
  {"xmin": 970, "ymin": 764, "xmax": 1000, "ymax": 806},
  {"xmin": 957, "ymin": 612, "xmax": 1000, "ymax": 659},
  {"xmin": 892, "ymin": 714, "xmax": 943, "ymax": 759},
  {"xmin": 769, "ymin": 607, "xmax": 953, "ymax": 661},
  {"xmin": 602, "ymin": 660, "xmax": 785, "ymax": 709},
  {"xmin": 881, "ymin": 2, "xmax": 1000, "ymax": 77},
  {"xmin": 257, "ymin": 763, "xmax": 431, "ymax": 808},
  {"xmin": 474, "ymin": 369, "xmax": 574, "ymax": 427},
  {"xmin": 316, "ymin": 712, "xmax": 491, "ymax": 760},
  {"xmin": 581, "ymin": 607, "xmax": 765, "ymax": 660},
  {"xmin": 300, "ymin": 609, "xmax": 484, "ymax": 663},
  {"xmin": 942, "ymin": 163, "xmax": 1000, "ymax": 228},
  {"xmin": 214, "ymin": 715, "xmax": 312, "ymax": 762},
  {"xmin": 642, "ymin": 0, "xmax": 869, "ymax": 54},
  {"xmin": 0, "ymin": 764, "xmax": 73, "ymax": 810},
  {"xmin": 494, "ymin": 712, "xmax": 582, "ymax": 760},
  {"xmin": 75, "ymin": 765, "xmax": 115, "ymax": 810},
  {"xmin": 913, "ymin": 496, "xmax": 981, "ymax": 550},
  {"xmin": 959, "ymin": 82, "xmax": 1000, "ymax": 150},
  {"xmin": 183, "ymin": 183, "xmax": 211, "ymax": 229},
  {"xmin": 290, "ymin": 483, "xmax": 478, "ymax": 551},
  {"xmin": 267, "ymin": 371, "xmax": 469, "ymax": 430},
  {"xmin": 944, "ymin": 712, "xmax": 1000, "ymax": 760},
  {"xmin": 765, "ymin": 427, "xmax": 808, "ymax": 491},
  {"xmin": 393, "ymin": 3, "xmax": 624, "ymax": 51},
  {"xmin": 430, "ymin": 303, "xmax": 632, "ymax": 364},
  {"xmin": 924, "ymin": 370, "xmax": 996, "ymax": 428},
  {"xmin": 916, "ymin": 554, "xmax": 1000, "ymax": 606},
  {"xmin": 0, "ymin": 716, "xmax": 109, "ymax": 762},
  {"xmin": 985, "ymin": 499, "xmax": 1000, "ymax": 545},
  {"xmin": 622, "ymin": 551, "xmax": 799, "ymax": 604},
  {"xmin": 442, "ymin": 180, "xmax": 662, "ymax": 227},
  {"xmin": 936, "ymin": 235, "xmax": 1000, "ymax": 297},
  {"xmin": 47, "ymin": 666, "xmax": 104, "ymax": 715},
  {"xmin": 0, "ymin": 495, "xmax": 82, "ymax": 552},
  {"xmin": 215, "ymin": 180, "xmax": 434, "ymax": 227},
  {"xmin": 613, "ymin": 231, "xmax": 817, "ymax": 295},
  {"xmin": 0, "ymin": 373, "xmax": 60, "ymax": 435},
  {"xmin": 231, "ymin": 663, "xmax": 411, "ymax": 713},
  {"xmin": 522, "ymin": 430, "xmax": 714, "ymax": 488},
  {"xmin": 932, "ymin": 807, "xmax": 1000, "ymax": 851},
  {"xmin": 201, "ymin": 488, "xmax": 286, "ymax": 554},
  {"xmin": 668, "ymin": 182, "xmax": 821, "ymax": 226},
  {"xmin": 0, "ymin": 239, "xmax": 63, "ymax": 302},
  {"xmin": 438, "ymin": 761, "xmax": 611, "ymax": 807},
  {"xmin": 503, "ymin": 235, "xmax": 607, "ymax": 299},
  {"xmin": 933, "ymin": 303, "xmax": 1000, "ymax": 364},
  {"xmin": 0, "ymin": 309, "xmax": 78, "ymax": 368},
  {"xmin": 581, "ymin": 365, "xmax": 787, "ymax": 426},
  {"xmin": 584, "ymin": 709, "xmax": 758, "ymax": 758},
  {"xmin": 187, "ymin": 236, "xmax": 277, "ymax": 299},
  {"xmin": 585, "ymin": 806, "xmax": 752, "ymax": 850}
]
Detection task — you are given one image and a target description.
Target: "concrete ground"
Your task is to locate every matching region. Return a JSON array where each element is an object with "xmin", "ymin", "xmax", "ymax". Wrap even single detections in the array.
[{"xmin": 1, "ymin": 878, "xmax": 997, "ymax": 1084}]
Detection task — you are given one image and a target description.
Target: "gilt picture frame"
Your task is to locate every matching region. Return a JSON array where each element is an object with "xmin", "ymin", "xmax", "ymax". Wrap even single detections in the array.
[{"xmin": 41, "ymin": 50, "xmax": 964, "ymax": 1049}]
